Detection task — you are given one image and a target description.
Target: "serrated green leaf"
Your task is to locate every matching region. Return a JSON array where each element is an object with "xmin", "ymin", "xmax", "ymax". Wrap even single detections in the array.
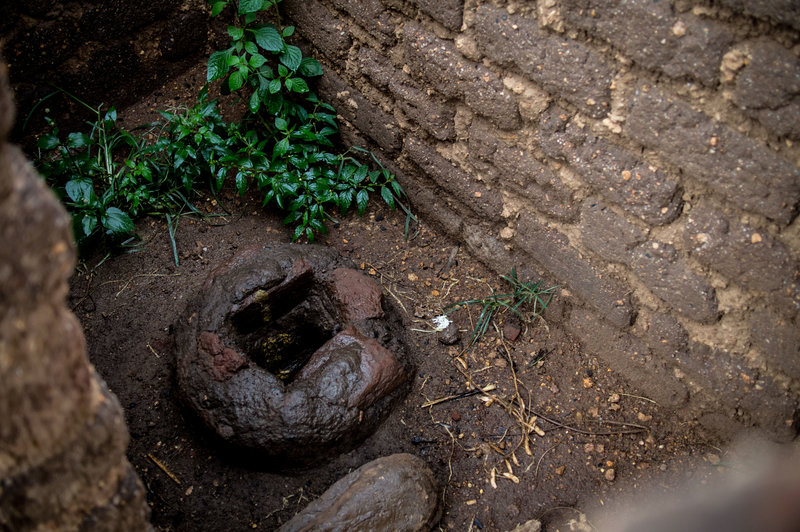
[
  {"xmin": 292, "ymin": 224, "xmax": 304, "ymax": 241},
  {"xmin": 80, "ymin": 214, "xmax": 97, "ymax": 237},
  {"xmin": 275, "ymin": 116, "xmax": 288, "ymax": 131},
  {"xmin": 251, "ymin": 25, "xmax": 283, "ymax": 52},
  {"xmin": 66, "ymin": 132, "xmax": 91, "ymax": 148},
  {"xmin": 284, "ymin": 78, "xmax": 294, "ymax": 92},
  {"xmin": 282, "ymin": 26, "xmax": 295, "ymax": 37},
  {"xmin": 354, "ymin": 164, "xmax": 369, "ymax": 183},
  {"xmin": 249, "ymin": 91, "xmax": 261, "ymax": 113},
  {"xmin": 380, "ymin": 186, "xmax": 395, "ymax": 208},
  {"xmin": 289, "ymin": 77, "xmax": 308, "ymax": 93},
  {"xmin": 280, "ymin": 45, "xmax": 302, "ymax": 71},
  {"xmin": 210, "ymin": 1, "xmax": 227, "ymax": 17},
  {"xmin": 244, "ymin": 12, "xmax": 257, "ymax": 24},
  {"xmin": 356, "ymin": 189, "xmax": 369, "ymax": 215},
  {"xmin": 235, "ymin": 171, "xmax": 247, "ymax": 195},
  {"xmin": 278, "ymin": 64, "xmax": 288, "ymax": 77},
  {"xmin": 249, "ymin": 53, "xmax": 267, "ymax": 68},
  {"xmin": 227, "ymin": 26, "xmax": 244, "ymax": 40},
  {"xmin": 268, "ymin": 78, "xmax": 282, "ymax": 94},
  {"xmin": 228, "ymin": 71, "xmax": 244, "ymax": 91},
  {"xmin": 37, "ymin": 134, "xmax": 60, "ymax": 150},
  {"xmin": 207, "ymin": 49, "xmax": 232, "ymax": 82},
  {"xmin": 244, "ymin": 41, "xmax": 258, "ymax": 55},
  {"xmin": 298, "ymin": 57, "xmax": 323, "ymax": 77},
  {"xmin": 101, "ymin": 207, "xmax": 135, "ymax": 236},
  {"xmin": 65, "ymin": 179, "xmax": 95, "ymax": 205},
  {"xmin": 238, "ymin": 0, "xmax": 263, "ymax": 14},
  {"xmin": 273, "ymin": 137, "xmax": 290, "ymax": 159}
]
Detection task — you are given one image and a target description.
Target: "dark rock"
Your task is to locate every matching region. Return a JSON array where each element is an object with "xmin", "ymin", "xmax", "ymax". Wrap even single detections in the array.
[
  {"xmin": 175, "ymin": 244, "xmax": 410, "ymax": 465},
  {"xmin": 278, "ymin": 454, "xmax": 440, "ymax": 532},
  {"xmin": 438, "ymin": 322, "xmax": 460, "ymax": 345}
]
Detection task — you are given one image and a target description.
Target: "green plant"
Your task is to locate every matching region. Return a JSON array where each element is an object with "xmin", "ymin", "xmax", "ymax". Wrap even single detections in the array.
[
  {"xmin": 205, "ymin": 0, "xmax": 414, "ymax": 241},
  {"xmin": 34, "ymin": 0, "xmax": 415, "ymax": 259},
  {"xmin": 444, "ymin": 269, "xmax": 557, "ymax": 350},
  {"xmin": 34, "ymin": 90, "xmax": 231, "ymax": 256},
  {"xmin": 36, "ymin": 98, "xmax": 138, "ymax": 246}
]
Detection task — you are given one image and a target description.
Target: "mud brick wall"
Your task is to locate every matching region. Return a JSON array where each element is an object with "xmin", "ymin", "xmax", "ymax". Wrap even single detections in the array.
[
  {"xmin": 283, "ymin": 0, "xmax": 800, "ymax": 441},
  {"xmin": 0, "ymin": 60, "xmax": 151, "ymax": 530}
]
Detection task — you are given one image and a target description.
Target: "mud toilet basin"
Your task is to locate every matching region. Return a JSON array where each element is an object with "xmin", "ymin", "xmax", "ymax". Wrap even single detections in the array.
[{"xmin": 175, "ymin": 244, "xmax": 409, "ymax": 464}]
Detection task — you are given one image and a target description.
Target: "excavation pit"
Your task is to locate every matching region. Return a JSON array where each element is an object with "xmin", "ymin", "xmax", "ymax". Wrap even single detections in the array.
[{"xmin": 175, "ymin": 244, "xmax": 409, "ymax": 465}]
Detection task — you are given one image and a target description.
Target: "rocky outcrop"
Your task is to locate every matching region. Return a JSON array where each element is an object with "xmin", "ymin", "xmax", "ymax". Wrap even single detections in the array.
[{"xmin": 0, "ymin": 58, "xmax": 151, "ymax": 531}]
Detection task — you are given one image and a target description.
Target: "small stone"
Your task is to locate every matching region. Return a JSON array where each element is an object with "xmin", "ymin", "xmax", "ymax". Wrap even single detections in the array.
[
  {"xmin": 637, "ymin": 412, "xmax": 653, "ymax": 422},
  {"xmin": 608, "ymin": 404, "xmax": 620, "ymax": 411},
  {"xmin": 604, "ymin": 468, "xmax": 616, "ymax": 481},
  {"xmin": 438, "ymin": 322, "xmax": 461, "ymax": 345},
  {"xmin": 750, "ymin": 233, "xmax": 762, "ymax": 243},
  {"xmin": 494, "ymin": 358, "xmax": 508, "ymax": 368},
  {"xmin": 608, "ymin": 393, "xmax": 620, "ymax": 403},
  {"xmin": 582, "ymin": 377, "xmax": 594, "ymax": 389},
  {"xmin": 584, "ymin": 443, "xmax": 595, "ymax": 453},
  {"xmin": 555, "ymin": 465, "xmax": 566, "ymax": 475},
  {"xmin": 450, "ymin": 410, "xmax": 462, "ymax": 422},
  {"xmin": 671, "ymin": 20, "xmax": 687, "ymax": 36},
  {"xmin": 407, "ymin": 273, "xmax": 419, "ymax": 282},
  {"xmin": 503, "ymin": 322, "xmax": 522, "ymax": 342},
  {"xmin": 278, "ymin": 454, "xmax": 439, "ymax": 531}
]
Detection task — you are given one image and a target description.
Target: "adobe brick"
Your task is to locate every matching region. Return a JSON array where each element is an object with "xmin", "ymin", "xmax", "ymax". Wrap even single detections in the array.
[
  {"xmin": 680, "ymin": 341, "xmax": 797, "ymax": 441},
  {"xmin": 388, "ymin": 164, "xmax": 464, "ymax": 238},
  {"xmin": 473, "ymin": 5, "xmax": 612, "ymax": 118},
  {"xmin": 404, "ymin": 136, "xmax": 503, "ymax": 219},
  {"xmin": 360, "ymin": 49, "xmax": 456, "ymax": 139},
  {"xmin": 283, "ymin": 0, "xmax": 351, "ymax": 61},
  {"xmin": 718, "ymin": 0, "xmax": 800, "ymax": 30},
  {"xmin": 733, "ymin": 40, "xmax": 800, "ymax": 140},
  {"xmin": 410, "ymin": 0, "xmax": 463, "ymax": 31},
  {"xmin": 567, "ymin": 308, "xmax": 688, "ymax": 407},
  {"xmin": 328, "ymin": 0, "xmax": 396, "ymax": 45},
  {"xmin": 463, "ymin": 224, "xmax": 515, "ymax": 275},
  {"xmin": 403, "ymin": 22, "xmax": 520, "ymax": 130},
  {"xmin": 749, "ymin": 310, "xmax": 800, "ymax": 378},
  {"xmin": 631, "ymin": 242, "xmax": 719, "ymax": 324},
  {"xmin": 561, "ymin": 0, "xmax": 732, "ymax": 87},
  {"xmin": 317, "ymin": 70, "xmax": 402, "ymax": 152},
  {"xmin": 514, "ymin": 215, "xmax": 635, "ymax": 328},
  {"xmin": 644, "ymin": 312, "xmax": 689, "ymax": 359},
  {"xmin": 580, "ymin": 198, "xmax": 646, "ymax": 263},
  {"xmin": 626, "ymin": 84, "xmax": 800, "ymax": 225},
  {"xmin": 683, "ymin": 205, "xmax": 799, "ymax": 303},
  {"xmin": 536, "ymin": 107, "xmax": 682, "ymax": 225},
  {"xmin": 468, "ymin": 120, "xmax": 577, "ymax": 221}
]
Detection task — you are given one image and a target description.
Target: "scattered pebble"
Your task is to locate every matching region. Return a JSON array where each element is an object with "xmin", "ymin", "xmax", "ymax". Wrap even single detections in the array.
[
  {"xmin": 604, "ymin": 468, "xmax": 616, "ymax": 481},
  {"xmin": 407, "ymin": 273, "xmax": 419, "ymax": 282},
  {"xmin": 494, "ymin": 358, "xmax": 508, "ymax": 368},
  {"xmin": 608, "ymin": 393, "xmax": 620, "ymax": 403},
  {"xmin": 582, "ymin": 377, "xmax": 594, "ymax": 389},
  {"xmin": 450, "ymin": 410, "xmax": 462, "ymax": 422},
  {"xmin": 555, "ymin": 465, "xmax": 566, "ymax": 475},
  {"xmin": 584, "ymin": 443, "xmax": 594, "ymax": 453},
  {"xmin": 637, "ymin": 412, "xmax": 653, "ymax": 422},
  {"xmin": 503, "ymin": 323, "xmax": 521, "ymax": 342}
]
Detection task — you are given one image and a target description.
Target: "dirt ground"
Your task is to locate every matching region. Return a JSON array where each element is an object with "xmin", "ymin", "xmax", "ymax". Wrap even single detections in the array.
[{"xmin": 66, "ymin": 65, "xmax": 726, "ymax": 531}]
